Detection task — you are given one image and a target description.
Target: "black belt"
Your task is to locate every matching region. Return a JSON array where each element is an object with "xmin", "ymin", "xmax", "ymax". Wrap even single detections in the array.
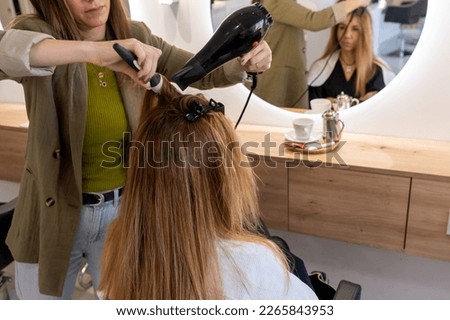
[{"xmin": 82, "ymin": 187, "xmax": 124, "ymax": 206}]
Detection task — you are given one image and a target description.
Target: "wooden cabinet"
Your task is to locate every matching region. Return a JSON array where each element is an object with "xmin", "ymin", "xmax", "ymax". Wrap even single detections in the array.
[
  {"xmin": 251, "ymin": 155, "xmax": 289, "ymax": 231},
  {"xmin": 288, "ymin": 166, "xmax": 410, "ymax": 251},
  {"xmin": 237, "ymin": 125, "xmax": 450, "ymax": 259},
  {"xmin": 406, "ymin": 178, "xmax": 450, "ymax": 261}
]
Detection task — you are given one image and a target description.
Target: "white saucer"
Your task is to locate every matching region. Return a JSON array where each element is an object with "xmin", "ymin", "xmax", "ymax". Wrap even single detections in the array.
[{"xmin": 284, "ymin": 130, "xmax": 322, "ymax": 143}]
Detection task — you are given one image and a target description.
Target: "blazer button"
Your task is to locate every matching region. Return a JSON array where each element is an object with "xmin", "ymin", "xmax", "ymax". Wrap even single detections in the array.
[
  {"xmin": 45, "ymin": 198, "xmax": 56, "ymax": 207},
  {"xmin": 53, "ymin": 149, "xmax": 61, "ymax": 159}
]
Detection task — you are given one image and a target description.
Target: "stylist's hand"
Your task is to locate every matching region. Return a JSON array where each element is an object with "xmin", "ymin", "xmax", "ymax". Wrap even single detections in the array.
[
  {"xmin": 238, "ymin": 40, "xmax": 272, "ymax": 74},
  {"xmin": 92, "ymin": 39, "xmax": 162, "ymax": 89},
  {"xmin": 345, "ymin": 0, "xmax": 371, "ymax": 13}
]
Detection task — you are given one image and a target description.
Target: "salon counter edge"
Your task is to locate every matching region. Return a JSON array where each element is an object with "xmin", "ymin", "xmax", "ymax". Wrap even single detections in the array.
[
  {"xmin": 2, "ymin": 102, "xmax": 450, "ymax": 182},
  {"xmin": 236, "ymin": 123, "xmax": 450, "ymax": 181}
]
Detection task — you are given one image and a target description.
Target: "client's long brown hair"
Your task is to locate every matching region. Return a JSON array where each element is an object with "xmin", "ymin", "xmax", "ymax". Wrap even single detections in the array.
[{"xmin": 99, "ymin": 75, "xmax": 284, "ymax": 299}]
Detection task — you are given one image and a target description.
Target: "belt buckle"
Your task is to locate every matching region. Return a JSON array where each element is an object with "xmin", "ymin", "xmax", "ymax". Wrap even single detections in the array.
[{"xmin": 87, "ymin": 192, "xmax": 105, "ymax": 207}]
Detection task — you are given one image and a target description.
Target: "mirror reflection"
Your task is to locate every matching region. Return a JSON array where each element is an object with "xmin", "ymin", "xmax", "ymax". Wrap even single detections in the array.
[
  {"xmin": 307, "ymin": 3, "xmax": 396, "ymax": 110},
  {"xmin": 211, "ymin": 0, "xmax": 427, "ymax": 111}
]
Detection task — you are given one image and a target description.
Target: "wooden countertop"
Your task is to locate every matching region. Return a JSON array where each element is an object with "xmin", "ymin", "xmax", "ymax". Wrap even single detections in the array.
[
  {"xmin": 236, "ymin": 123, "xmax": 450, "ymax": 181},
  {"xmin": 0, "ymin": 103, "xmax": 28, "ymax": 132},
  {"xmin": 2, "ymin": 102, "xmax": 450, "ymax": 181},
  {"xmin": 0, "ymin": 103, "xmax": 28, "ymax": 182}
]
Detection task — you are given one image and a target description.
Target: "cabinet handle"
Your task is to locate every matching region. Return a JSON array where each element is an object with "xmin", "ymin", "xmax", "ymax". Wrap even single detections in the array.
[{"xmin": 447, "ymin": 211, "xmax": 450, "ymax": 236}]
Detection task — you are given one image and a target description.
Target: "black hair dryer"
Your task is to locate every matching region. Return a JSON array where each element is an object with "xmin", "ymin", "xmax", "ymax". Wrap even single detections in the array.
[{"xmin": 172, "ymin": 2, "xmax": 273, "ymax": 90}]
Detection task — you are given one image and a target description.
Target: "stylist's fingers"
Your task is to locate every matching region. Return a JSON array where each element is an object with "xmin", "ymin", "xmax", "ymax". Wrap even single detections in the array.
[
  {"xmin": 135, "ymin": 46, "xmax": 162, "ymax": 83},
  {"xmin": 108, "ymin": 39, "xmax": 162, "ymax": 89},
  {"xmin": 239, "ymin": 40, "xmax": 272, "ymax": 73}
]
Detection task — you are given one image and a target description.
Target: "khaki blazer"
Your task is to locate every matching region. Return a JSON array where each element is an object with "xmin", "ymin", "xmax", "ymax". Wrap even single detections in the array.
[{"xmin": 0, "ymin": 17, "xmax": 245, "ymax": 296}]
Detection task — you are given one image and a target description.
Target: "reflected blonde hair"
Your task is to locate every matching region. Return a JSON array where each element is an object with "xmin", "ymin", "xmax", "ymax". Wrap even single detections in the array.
[
  {"xmin": 99, "ymin": 75, "xmax": 285, "ymax": 299},
  {"xmin": 320, "ymin": 2, "xmax": 386, "ymax": 96}
]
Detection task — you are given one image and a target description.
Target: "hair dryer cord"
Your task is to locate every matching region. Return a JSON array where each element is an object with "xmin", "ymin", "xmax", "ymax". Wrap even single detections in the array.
[{"xmin": 234, "ymin": 73, "xmax": 259, "ymax": 129}]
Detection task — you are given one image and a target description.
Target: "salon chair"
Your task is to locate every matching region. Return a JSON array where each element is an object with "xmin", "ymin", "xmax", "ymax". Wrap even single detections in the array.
[
  {"xmin": 0, "ymin": 198, "xmax": 15, "ymax": 271},
  {"xmin": 384, "ymin": 0, "xmax": 428, "ymax": 57},
  {"xmin": 258, "ymin": 221, "xmax": 362, "ymax": 300},
  {"xmin": 0, "ymin": 198, "xmax": 15, "ymax": 299},
  {"xmin": 0, "ymin": 198, "xmax": 95, "ymax": 296}
]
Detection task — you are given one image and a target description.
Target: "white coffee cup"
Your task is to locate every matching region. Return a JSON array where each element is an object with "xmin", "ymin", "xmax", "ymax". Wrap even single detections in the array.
[
  {"xmin": 310, "ymin": 98, "xmax": 331, "ymax": 114},
  {"xmin": 292, "ymin": 118, "xmax": 314, "ymax": 140}
]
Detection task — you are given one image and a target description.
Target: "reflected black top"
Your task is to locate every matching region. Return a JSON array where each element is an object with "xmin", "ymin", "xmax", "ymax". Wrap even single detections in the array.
[{"xmin": 308, "ymin": 62, "xmax": 385, "ymax": 105}]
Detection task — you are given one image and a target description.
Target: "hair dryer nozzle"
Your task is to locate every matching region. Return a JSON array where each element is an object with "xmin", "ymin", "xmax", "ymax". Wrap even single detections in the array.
[
  {"xmin": 172, "ymin": 2, "xmax": 273, "ymax": 90},
  {"xmin": 171, "ymin": 58, "xmax": 206, "ymax": 91}
]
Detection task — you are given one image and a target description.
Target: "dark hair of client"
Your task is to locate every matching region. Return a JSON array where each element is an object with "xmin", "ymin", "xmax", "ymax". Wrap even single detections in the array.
[{"xmin": 99, "ymin": 75, "xmax": 281, "ymax": 299}]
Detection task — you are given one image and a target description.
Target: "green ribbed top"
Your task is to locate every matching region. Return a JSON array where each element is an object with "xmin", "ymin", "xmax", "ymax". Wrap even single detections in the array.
[{"xmin": 82, "ymin": 64, "xmax": 130, "ymax": 192}]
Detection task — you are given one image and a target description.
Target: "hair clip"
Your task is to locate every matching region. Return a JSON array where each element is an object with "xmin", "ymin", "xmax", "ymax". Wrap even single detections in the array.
[{"xmin": 186, "ymin": 99, "xmax": 225, "ymax": 122}]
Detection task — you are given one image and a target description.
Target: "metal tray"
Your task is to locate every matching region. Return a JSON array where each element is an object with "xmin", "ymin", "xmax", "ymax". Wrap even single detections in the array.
[{"xmin": 283, "ymin": 139, "xmax": 339, "ymax": 154}]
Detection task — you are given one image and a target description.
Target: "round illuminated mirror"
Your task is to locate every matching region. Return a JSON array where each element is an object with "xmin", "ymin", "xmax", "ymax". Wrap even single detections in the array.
[{"xmin": 212, "ymin": 0, "xmax": 427, "ymax": 110}]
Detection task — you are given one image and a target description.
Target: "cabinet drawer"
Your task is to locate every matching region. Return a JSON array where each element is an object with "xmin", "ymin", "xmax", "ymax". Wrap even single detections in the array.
[
  {"xmin": 251, "ymin": 156, "xmax": 288, "ymax": 231},
  {"xmin": 289, "ymin": 166, "xmax": 410, "ymax": 251},
  {"xmin": 406, "ymin": 178, "xmax": 450, "ymax": 261}
]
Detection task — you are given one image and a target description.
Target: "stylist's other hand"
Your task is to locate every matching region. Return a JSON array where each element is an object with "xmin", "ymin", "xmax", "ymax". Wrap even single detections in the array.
[
  {"xmin": 345, "ymin": 0, "xmax": 370, "ymax": 12},
  {"xmin": 357, "ymin": 0, "xmax": 371, "ymax": 8},
  {"xmin": 93, "ymin": 39, "xmax": 162, "ymax": 90},
  {"xmin": 238, "ymin": 40, "xmax": 272, "ymax": 74}
]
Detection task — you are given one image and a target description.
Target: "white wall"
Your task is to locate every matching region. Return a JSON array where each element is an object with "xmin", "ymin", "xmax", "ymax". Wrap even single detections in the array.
[
  {"xmin": 0, "ymin": 10, "xmax": 26, "ymax": 104},
  {"xmin": 211, "ymin": 0, "xmax": 252, "ymax": 30},
  {"xmin": 0, "ymin": 80, "xmax": 26, "ymax": 104},
  {"xmin": 129, "ymin": 0, "xmax": 214, "ymax": 53}
]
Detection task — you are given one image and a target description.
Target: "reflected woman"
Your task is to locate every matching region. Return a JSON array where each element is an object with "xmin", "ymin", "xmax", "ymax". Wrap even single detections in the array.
[
  {"xmin": 250, "ymin": 0, "xmax": 371, "ymax": 109},
  {"xmin": 308, "ymin": 4, "xmax": 395, "ymax": 105}
]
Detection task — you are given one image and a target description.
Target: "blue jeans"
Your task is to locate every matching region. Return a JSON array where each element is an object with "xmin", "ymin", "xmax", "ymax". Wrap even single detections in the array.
[{"xmin": 15, "ymin": 191, "xmax": 121, "ymax": 299}]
